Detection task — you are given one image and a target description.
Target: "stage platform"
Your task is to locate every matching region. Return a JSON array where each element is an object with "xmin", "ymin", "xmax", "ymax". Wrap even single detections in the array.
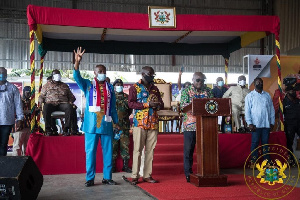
[{"xmin": 26, "ymin": 132, "xmax": 286, "ymax": 175}]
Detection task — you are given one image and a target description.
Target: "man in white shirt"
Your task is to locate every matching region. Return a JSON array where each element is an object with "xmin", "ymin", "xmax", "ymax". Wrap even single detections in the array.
[{"xmin": 245, "ymin": 77, "xmax": 275, "ymax": 165}]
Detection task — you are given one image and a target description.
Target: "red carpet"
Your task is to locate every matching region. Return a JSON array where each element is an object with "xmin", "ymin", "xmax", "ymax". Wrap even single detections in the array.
[{"xmin": 131, "ymin": 174, "xmax": 300, "ymax": 200}]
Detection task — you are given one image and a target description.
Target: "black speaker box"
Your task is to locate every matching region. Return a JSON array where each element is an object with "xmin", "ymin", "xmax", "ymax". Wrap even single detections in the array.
[{"xmin": 0, "ymin": 156, "xmax": 43, "ymax": 200}]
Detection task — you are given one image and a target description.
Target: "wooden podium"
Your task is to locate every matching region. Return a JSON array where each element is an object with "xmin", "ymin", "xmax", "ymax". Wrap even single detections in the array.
[{"xmin": 182, "ymin": 98, "xmax": 231, "ymax": 187}]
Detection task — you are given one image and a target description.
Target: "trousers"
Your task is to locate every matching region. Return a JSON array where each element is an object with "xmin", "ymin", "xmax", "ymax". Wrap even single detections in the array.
[
  {"xmin": 85, "ymin": 132, "xmax": 113, "ymax": 181},
  {"xmin": 12, "ymin": 128, "xmax": 31, "ymax": 156},
  {"xmin": 131, "ymin": 127, "xmax": 158, "ymax": 179}
]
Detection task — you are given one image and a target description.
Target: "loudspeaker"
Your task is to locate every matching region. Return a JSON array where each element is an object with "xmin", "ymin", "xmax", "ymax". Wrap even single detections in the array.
[{"xmin": 0, "ymin": 156, "xmax": 43, "ymax": 200}]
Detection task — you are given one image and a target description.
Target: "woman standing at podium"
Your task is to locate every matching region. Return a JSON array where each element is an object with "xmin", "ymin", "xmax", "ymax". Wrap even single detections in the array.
[{"xmin": 180, "ymin": 72, "xmax": 213, "ymax": 182}]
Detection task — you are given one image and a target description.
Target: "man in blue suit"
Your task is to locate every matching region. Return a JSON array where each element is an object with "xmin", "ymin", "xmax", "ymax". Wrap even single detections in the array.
[{"xmin": 73, "ymin": 47, "xmax": 120, "ymax": 187}]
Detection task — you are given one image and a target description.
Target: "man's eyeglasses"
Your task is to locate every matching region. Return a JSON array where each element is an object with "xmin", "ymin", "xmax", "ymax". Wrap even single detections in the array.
[
  {"xmin": 145, "ymin": 73, "xmax": 156, "ymax": 77},
  {"xmin": 195, "ymin": 79, "xmax": 205, "ymax": 83}
]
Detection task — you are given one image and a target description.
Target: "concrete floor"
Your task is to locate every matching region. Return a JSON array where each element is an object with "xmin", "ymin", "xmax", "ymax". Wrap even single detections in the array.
[{"xmin": 37, "ymin": 172, "xmax": 155, "ymax": 200}]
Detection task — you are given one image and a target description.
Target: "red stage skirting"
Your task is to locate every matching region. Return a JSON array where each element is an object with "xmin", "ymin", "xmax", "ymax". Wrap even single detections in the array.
[{"xmin": 26, "ymin": 132, "xmax": 286, "ymax": 175}]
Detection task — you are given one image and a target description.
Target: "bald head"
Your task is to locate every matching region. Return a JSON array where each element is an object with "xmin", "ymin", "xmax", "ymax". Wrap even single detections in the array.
[
  {"xmin": 192, "ymin": 72, "xmax": 206, "ymax": 90},
  {"xmin": 141, "ymin": 66, "xmax": 155, "ymax": 84},
  {"xmin": 94, "ymin": 65, "xmax": 106, "ymax": 80},
  {"xmin": 141, "ymin": 66, "xmax": 154, "ymax": 76},
  {"xmin": 238, "ymin": 75, "xmax": 246, "ymax": 82},
  {"xmin": 52, "ymin": 69, "xmax": 60, "ymax": 76},
  {"xmin": 238, "ymin": 75, "xmax": 246, "ymax": 87}
]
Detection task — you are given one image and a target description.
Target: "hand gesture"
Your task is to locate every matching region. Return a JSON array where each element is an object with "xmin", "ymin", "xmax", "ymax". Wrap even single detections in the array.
[
  {"xmin": 16, "ymin": 120, "xmax": 23, "ymax": 131},
  {"xmin": 248, "ymin": 124, "xmax": 256, "ymax": 132},
  {"xmin": 115, "ymin": 124, "xmax": 121, "ymax": 130},
  {"xmin": 149, "ymin": 101, "xmax": 160, "ymax": 110},
  {"xmin": 74, "ymin": 47, "xmax": 85, "ymax": 63},
  {"xmin": 270, "ymin": 124, "xmax": 274, "ymax": 131}
]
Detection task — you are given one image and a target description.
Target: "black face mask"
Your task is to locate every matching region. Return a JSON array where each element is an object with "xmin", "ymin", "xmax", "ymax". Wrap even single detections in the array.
[
  {"xmin": 255, "ymin": 83, "xmax": 263, "ymax": 90},
  {"xmin": 144, "ymin": 75, "xmax": 154, "ymax": 83}
]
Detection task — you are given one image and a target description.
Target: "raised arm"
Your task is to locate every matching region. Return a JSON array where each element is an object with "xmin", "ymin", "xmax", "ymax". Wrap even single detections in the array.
[
  {"xmin": 178, "ymin": 71, "xmax": 182, "ymax": 91},
  {"xmin": 74, "ymin": 47, "xmax": 85, "ymax": 71},
  {"xmin": 73, "ymin": 47, "xmax": 89, "ymax": 91}
]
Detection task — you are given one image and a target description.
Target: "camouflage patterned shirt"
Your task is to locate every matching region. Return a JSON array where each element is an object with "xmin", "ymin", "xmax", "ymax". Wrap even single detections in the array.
[{"xmin": 115, "ymin": 92, "xmax": 132, "ymax": 129}]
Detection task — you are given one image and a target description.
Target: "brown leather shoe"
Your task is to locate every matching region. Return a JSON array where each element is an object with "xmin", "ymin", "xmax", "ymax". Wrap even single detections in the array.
[
  {"xmin": 131, "ymin": 178, "xmax": 139, "ymax": 185},
  {"xmin": 143, "ymin": 177, "xmax": 158, "ymax": 183}
]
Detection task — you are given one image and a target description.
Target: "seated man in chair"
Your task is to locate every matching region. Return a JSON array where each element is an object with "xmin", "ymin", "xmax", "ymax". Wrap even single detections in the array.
[{"xmin": 38, "ymin": 69, "xmax": 77, "ymax": 136}]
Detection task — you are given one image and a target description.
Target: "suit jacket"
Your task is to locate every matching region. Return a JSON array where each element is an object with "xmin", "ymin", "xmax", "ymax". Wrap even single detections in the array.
[{"xmin": 73, "ymin": 69, "xmax": 118, "ymax": 135}]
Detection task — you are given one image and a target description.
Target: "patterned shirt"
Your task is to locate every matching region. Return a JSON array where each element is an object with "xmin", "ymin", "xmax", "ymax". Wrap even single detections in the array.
[
  {"xmin": 22, "ymin": 98, "xmax": 31, "ymax": 128},
  {"xmin": 180, "ymin": 85, "xmax": 213, "ymax": 131},
  {"xmin": 115, "ymin": 92, "xmax": 132, "ymax": 130},
  {"xmin": 128, "ymin": 80, "xmax": 164, "ymax": 130},
  {"xmin": 95, "ymin": 83, "xmax": 105, "ymax": 128},
  {"xmin": 38, "ymin": 81, "xmax": 75, "ymax": 105},
  {"xmin": 0, "ymin": 82, "xmax": 23, "ymax": 125}
]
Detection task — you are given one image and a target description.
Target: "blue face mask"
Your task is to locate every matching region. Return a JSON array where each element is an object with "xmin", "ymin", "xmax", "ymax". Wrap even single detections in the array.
[
  {"xmin": 0, "ymin": 74, "xmax": 7, "ymax": 81},
  {"xmin": 217, "ymin": 81, "xmax": 224, "ymax": 87},
  {"xmin": 97, "ymin": 74, "xmax": 106, "ymax": 81},
  {"xmin": 115, "ymin": 86, "xmax": 123, "ymax": 93}
]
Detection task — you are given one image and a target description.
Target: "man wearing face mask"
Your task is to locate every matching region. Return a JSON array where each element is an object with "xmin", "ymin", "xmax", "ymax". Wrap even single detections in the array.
[
  {"xmin": 180, "ymin": 72, "xmax": 213, "ymax": 182},
  {"xmin": 12, "ymin": 86, "xmax": 33, "ymax": 156},
  {"xmin": 128, "ymin": 66, "xmax": 164, "ymax": 185},
  {"xmin": 112, "ymin": 79, "xmax": 133, "ymax": 173},
  {"xmin": 0, "ymin": 67, "xmax": 24, "ymax": 156},
  {"xmin": 212, "ymin": 77, "xmax": 228, "ymax": 98},
  {"xmin": 38, "ymin": 69, "xmax": 76, "ymax": 136},
  {"xmin": 283, "ymin": 86, "xmax": 300, "ymax": 164},
  {"xmin": 212, "ymin": 77, "xmax": 228, "ymax": 132},
  {"xmin": 245, "ymin": 77, "xmax": 275, "ymax": 167},
  {"xmin": 222, "ymin": 75, "xmax": 250, "ymax": 132},
  {"xmin": 73, "ymin": 47, "xmax": 120, "ymax": 187}
]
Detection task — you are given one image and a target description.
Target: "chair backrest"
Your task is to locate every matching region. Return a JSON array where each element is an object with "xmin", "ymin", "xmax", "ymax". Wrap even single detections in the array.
[{"xmin": 154, "ymin": 79, "xmax": 172, "ymax": 110}]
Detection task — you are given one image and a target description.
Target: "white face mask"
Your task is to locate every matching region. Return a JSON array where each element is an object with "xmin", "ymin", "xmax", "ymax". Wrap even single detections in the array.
[
  {"xmin": 217, "ymin": 81, "xmax": 224, "ymax": 87},
  {"xmin": 53, "ymin": 74, "xmax": 62, "ymax": 82},
  {"xmin": 97, "ymin": 74, "xmax": 106, "ymax": 82},
  {"xmin": 238, "ymin": 80, "xmax": 246, "ymax": 86},
  {"xmin": 115, "ymin": 86, "xmax": 123, "ymax": 93}
]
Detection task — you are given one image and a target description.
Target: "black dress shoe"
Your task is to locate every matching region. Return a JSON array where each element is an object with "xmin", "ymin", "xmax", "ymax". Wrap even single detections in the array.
[
  {"xmin": 102, "ymin": 179, "xmax": 117, "ymax": 185},
  {"xmin": 143, "ymin": 177, "xmax": 158, "ymax": 183},
  {"xmin": 63, "ymin": 131, "xmax": 70, "ymax": 136},
  {"xmin": 45, "ymin": 132, "xmax": 53, "ymax": 136},
  {"xmin": 186, "ymin": 175, "xmax": 190, "ymax": 182},
  {"xmin": 85, "ymin": 180, "xmax": 94, "ymax": 187},
  {"xmin": 131, "ymin": 178, "xmax": 138, "ymax": 185}
]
